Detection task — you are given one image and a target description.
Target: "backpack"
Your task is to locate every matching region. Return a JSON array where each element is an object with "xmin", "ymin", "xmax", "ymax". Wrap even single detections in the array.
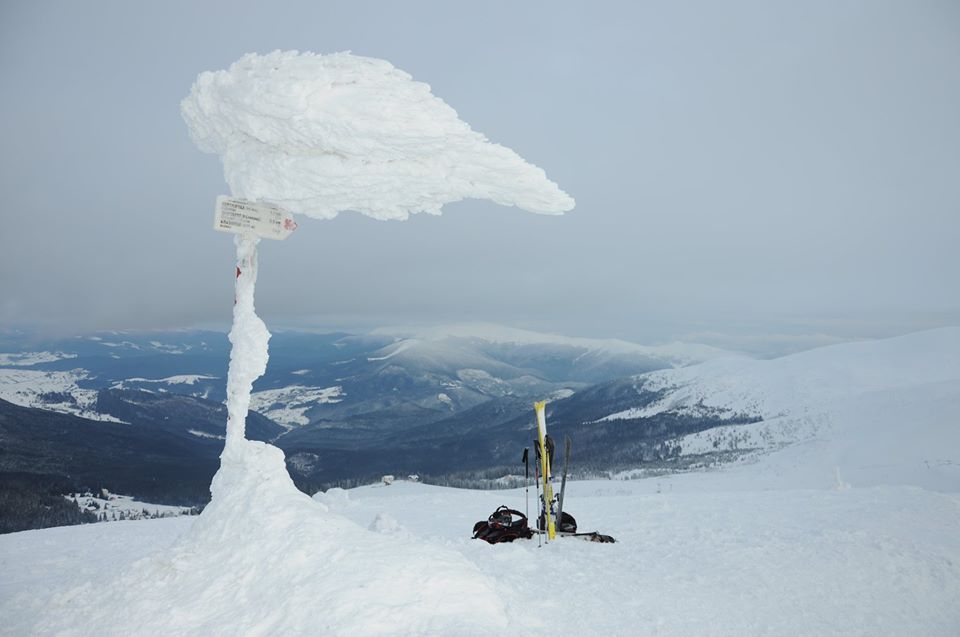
[
  {"xmin": 538, "ymin": 510, "xmax": 577, "ymax": 534},
  {"xmin": 472, "ymin": 506, "xmax": 535, "ymax": 544}
]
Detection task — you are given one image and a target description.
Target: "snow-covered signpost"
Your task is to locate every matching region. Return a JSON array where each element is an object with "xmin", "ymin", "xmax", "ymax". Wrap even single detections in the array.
[
  {"xmin": 181, "ymin": 50, "xmax": 574, "ymax": 481},
  {"xmin": 212, "ymin": 197, "xmax": 296, "ymax": 451}
]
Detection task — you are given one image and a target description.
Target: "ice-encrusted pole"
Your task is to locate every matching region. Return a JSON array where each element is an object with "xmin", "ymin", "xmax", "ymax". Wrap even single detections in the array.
[{"xmin": 224, "ymin": 234, "xmax": 269, "ymax": 451}]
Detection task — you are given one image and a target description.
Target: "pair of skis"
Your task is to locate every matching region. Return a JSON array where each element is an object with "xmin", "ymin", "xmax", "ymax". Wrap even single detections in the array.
[
  {"xmin": 527, "ymin": 401, "xmax": 616, "ymax": 544},
  {"xmin": 533, "ymin": 401, "xmax": 570, "ymax": 543}
]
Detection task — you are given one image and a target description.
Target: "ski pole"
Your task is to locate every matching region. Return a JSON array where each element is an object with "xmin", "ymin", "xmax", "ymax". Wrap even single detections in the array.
[
  {"xmin": 533, "ymin": 441, "xmax": 541, "ymax": 548},
  {"xmin": 522, "ymin": 447, "xmax": 530, "ymax": 522}
]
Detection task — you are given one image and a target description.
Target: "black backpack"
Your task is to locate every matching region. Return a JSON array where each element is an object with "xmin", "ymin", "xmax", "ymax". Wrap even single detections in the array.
[
  {"xmin": 472, "ymin": 506, "xmax": 535, "ymax": 544},
  {"xmin": 538, "ymin": 510, "xmax": 577, "ymax": 534}
]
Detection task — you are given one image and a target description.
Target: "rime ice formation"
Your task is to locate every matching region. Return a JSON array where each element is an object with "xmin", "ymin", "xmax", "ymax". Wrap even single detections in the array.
[
  {"xmin": 223, "ymin": 235, "xmax": 269, "ymax": 447},
  {"xmin": 181, "ymin": 50, "xmax": 575, "ymax": 220},
  {"xmin": 174, "ymin": 55, "xmax": 577, "ymax": 629}
]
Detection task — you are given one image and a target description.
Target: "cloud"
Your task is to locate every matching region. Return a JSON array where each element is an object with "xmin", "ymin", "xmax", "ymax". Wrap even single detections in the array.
[{"xmin": 180, "ymin": 51, "xmax": 574, "ymax": 221}]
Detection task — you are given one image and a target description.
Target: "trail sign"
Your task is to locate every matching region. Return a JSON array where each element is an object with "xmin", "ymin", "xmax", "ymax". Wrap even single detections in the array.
[{"xmin": 214, "ymin": 196, "xmax": 298, "ymax": 240}]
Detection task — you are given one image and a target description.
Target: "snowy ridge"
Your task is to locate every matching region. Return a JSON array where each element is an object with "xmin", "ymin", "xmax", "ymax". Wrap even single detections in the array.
[
  {"xmin": 112, "ymin": 374, "xmax": 218, "ymax": 388},
  {"xmin": 373, "ymin": 322, "xmax": 732, "ymax": 364},
  {"xmin": 601, "ymin": 327, "xmax": 960, "ymax": 423}
]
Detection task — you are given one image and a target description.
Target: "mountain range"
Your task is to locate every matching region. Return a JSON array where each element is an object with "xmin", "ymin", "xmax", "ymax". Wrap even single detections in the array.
[{"xmin": 2, "ymin": 324, "xmax": 957, "ymax": 519}]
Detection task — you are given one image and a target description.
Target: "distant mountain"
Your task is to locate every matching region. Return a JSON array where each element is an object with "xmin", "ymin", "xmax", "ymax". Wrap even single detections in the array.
[
  {"xmin": 281, "ymin": 327, "xmax": 960, "ymax": 489},
  {"xmin": 0, "ymin": 324, "xmax": 736, "ymax": 497},
  {"xmin": 0, "ymin": 322, "xmax": 725, "ymax": 440}
]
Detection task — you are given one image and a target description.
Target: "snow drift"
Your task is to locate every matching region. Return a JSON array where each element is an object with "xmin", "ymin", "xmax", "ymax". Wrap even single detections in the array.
[
  {"xmin": 21, "ymin": 441, "xmax": 507, "ymax": 636},
  {"xmin": 181, "ymin": 50, "xmax": 574, "ymax": 220}
]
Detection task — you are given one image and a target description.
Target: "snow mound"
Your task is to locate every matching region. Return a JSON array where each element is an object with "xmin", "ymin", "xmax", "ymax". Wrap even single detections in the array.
[
  {"xmin": 181, "ymin": 50, "xmax": 574, "ymax": 220},
  {"xmin": 29, "ymin": 440, "xmax": 507, "ymax": 636}
]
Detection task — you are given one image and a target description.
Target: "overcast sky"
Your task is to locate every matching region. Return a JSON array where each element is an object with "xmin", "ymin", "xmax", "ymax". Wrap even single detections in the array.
[{"xmin": 1, "ymin": 1, "xmax": 957, "ymax": 355}]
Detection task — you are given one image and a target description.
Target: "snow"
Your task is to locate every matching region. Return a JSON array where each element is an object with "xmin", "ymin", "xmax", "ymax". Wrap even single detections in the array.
[
  {"xmin": 0, "ymin": 441, "xmax": 509, "ymax": 636},
  {"xmin": 601, "ymin": 327, "xmax": 960, "ymax": 424},
  {"xmin": 0, "ymin": 368, "xmax": 125, "ymax": 422},
  {"xmin": 587, "ymin": 328, "xmax": 960, "ymax": 496},
  {"xmin": 249, "ymin": 384, "xmax": 344, "ymax": 427},
  {"xmin": 181, "ymin": 51, "xmax": 574, "ymax": 220},
  {"xmin": 112, "ymin": 374, "xmax": 218, "ymax": 388},
  {"xmin": 366, "ymin": 338, "xmax": 418, "ymax": 361},
  {"xmin": 437, "ymin": 392, "xmax": 454, "ymax": 409},
  {"xmin": 0, "ymin": 351, "xmax": 76, "ymax": 366},
  {"xmin": 148, "ymin": 340, "xmax": 191, "ymax": 354},
  {"xmin": 2, "ymin": 472, "xmax": 958, "ymax": 636},
  {"xmin": 188, "ymin": 429, "xmax": 225, "ymax": 440},
  {"xmin": 224, "ymin": 235, "xmax": 270, "ymax": 446},
  {"xmin": 67, "ymin": 491, "xmax": 196, "ymax": 521}
]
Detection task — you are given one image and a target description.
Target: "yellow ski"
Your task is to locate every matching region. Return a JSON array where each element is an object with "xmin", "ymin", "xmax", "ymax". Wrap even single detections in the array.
[{"xmin": 534, "ymin": 400, "xmax": 556, "ymax": 540}]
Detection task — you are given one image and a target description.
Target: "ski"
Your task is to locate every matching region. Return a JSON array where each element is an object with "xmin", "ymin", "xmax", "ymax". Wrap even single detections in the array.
[
  {"xmin": 532, "ymin": 528, "xmax": 616, "ymax": 543},
  {"xmin": 534, "ymin": 400, "xmax": 556, "ymax": 540},
  {"xmin": 556, "ymin": 435, "xmax": 571, "ymax": 532}
]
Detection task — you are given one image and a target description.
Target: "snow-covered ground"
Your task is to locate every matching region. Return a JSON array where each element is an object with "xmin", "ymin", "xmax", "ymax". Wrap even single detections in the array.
[{"xmin": 1, "ymin": 472, "xmax": 957, "ymax": 636}]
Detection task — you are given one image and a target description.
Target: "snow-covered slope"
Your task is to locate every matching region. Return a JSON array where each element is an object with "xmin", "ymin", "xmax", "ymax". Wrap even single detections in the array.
[
  {"xmin": 249, "ymin": 385, "xmax": 345, "ymax": 428},
  {"xmin": 597, "ymin": 328, "xmax": 960, "ymax": 490},
  {"xmin": 0, "ymin": 368, "xmax": 123, "ymax": 422},
  {"xmin": 601, "ymin": 327, "xmax": 960, "ymax": 423},
  {"xmin": 2, "ymin": 474, "xmax": 958, "ymax": 636}
]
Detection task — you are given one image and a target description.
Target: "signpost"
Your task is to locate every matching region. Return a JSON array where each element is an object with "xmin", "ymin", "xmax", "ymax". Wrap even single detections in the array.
[
  {"xmin": 215, "ymin": 196, "xmax": 297, "ymax": 448},
  {"xmin": 214, "ymin": 196, "xmax": 297, "ymax": 241}
]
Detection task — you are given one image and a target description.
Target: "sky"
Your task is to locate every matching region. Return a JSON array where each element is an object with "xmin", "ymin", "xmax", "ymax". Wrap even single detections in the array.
[{"xmin": 1, "ymin": 0, "xmax": 958, "ymax": 356}]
